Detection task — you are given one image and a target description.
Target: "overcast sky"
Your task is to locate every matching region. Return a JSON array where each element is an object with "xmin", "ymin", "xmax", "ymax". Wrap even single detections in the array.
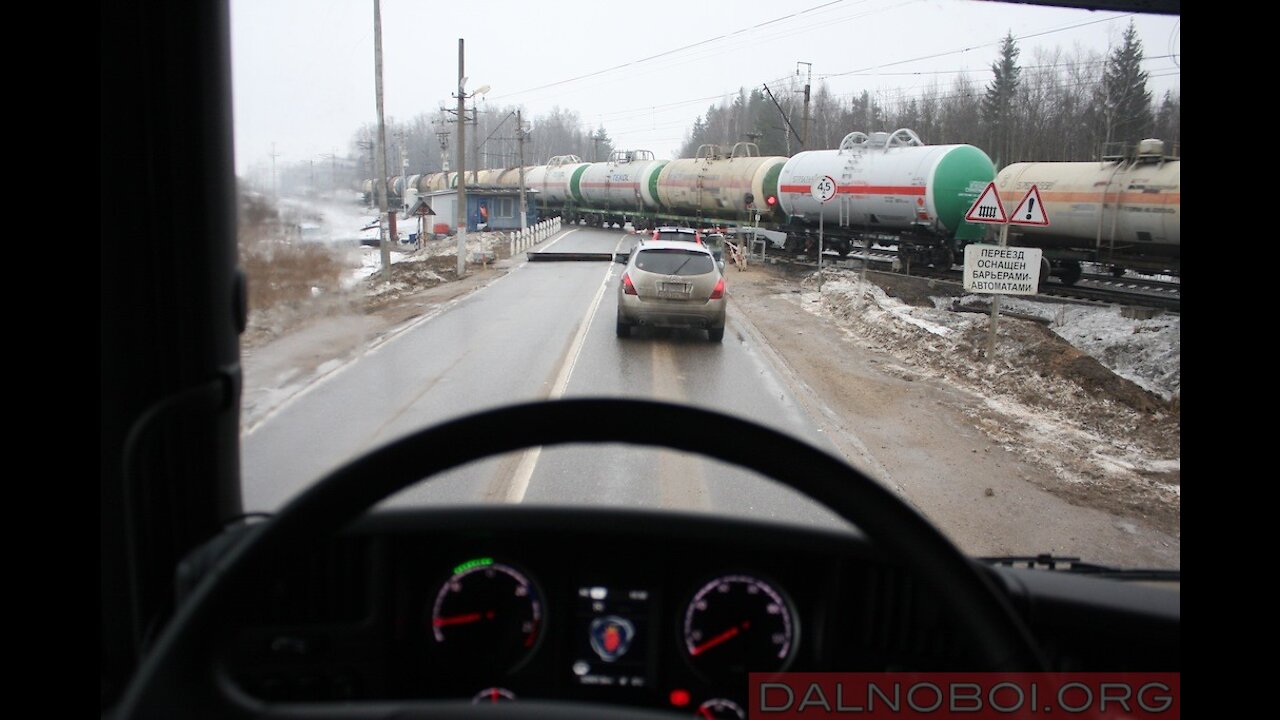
[{"xmin": 231, "ymin": 0, "xmax": 1180, "ymax": 176}]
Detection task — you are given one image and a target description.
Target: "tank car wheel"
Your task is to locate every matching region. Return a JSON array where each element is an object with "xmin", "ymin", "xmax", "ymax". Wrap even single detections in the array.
[
  {"xmin": 1110, "ymin": 266, "xmax": 1126, "ymax": 278},
  {"xmin": 1058, "ymin": 260, "xmax": 1083, "ymax": 287},
  {"xmin": 1038, "ymin": 258, "xmax": 1052, "ymax": 291},
  {"xmin": 931, "ymin": 246, "xmax": 955, "ymax": 269}
]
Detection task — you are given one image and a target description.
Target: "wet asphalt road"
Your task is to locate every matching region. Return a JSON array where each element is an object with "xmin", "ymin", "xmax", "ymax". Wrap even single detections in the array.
[{"xmin": 241, "ymin": 226, "xmax": 844, "ymax": 528}]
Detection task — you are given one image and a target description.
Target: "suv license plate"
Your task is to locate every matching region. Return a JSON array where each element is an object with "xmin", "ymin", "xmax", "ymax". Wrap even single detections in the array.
[{"xmin": 658, "ymin": 282, "xmax": 691, "ymax": 297}]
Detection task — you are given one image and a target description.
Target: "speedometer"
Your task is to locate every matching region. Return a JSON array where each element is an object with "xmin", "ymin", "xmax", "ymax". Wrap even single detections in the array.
[
  {"xmin": 430, "ymin": 558, "xmax": 543, "ymax": 674},
  {"xmin": 681, "ymin": 574, "xmax": 798, "ymax": 680}
]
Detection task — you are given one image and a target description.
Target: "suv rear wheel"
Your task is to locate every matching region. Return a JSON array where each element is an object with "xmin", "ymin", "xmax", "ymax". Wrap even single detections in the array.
[{"xmin": 708, "ymin": 325, "xmax": 724, "ymax": 343}]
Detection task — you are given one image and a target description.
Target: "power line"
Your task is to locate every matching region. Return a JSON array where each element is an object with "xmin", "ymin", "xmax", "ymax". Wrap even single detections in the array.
[
  {"xmin": 819, "ymin": 12, "xmax": 1136, "ymax": 80},
  {"xmin": 488, "ymin": 0, "xmax": 849, "ymax": 101}
]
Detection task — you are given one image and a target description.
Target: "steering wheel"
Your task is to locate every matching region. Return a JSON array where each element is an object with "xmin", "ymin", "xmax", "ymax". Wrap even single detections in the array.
[{"xmin": 117, "ymin": 398, "xmax": 1044, "ymax": 718}]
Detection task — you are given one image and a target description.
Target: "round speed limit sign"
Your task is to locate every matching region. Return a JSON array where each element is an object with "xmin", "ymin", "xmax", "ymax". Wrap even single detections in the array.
[{"xmin": 811, "ymin": 175, "xmax": 837, "ymax": 204}]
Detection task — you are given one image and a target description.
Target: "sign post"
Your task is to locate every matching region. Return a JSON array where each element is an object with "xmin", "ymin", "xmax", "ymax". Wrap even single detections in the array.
[
  {"xmin": 811, "ymin": 175, "xmax": 836, "ymax": 295},
  {"xmin": 960, "ymin": 182, "xmax": 1052, "ymax": 360},
  {"xmin": 961, "ymin": 182, "xmax": 1008, "ymax": 359}
]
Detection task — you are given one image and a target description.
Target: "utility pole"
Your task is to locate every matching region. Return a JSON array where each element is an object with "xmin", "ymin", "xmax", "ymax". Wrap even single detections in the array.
[
  {"xmin": 449, "ymin": 42, "xmax": 490, "ymax": 275},
  {"xmin": 373, "ymin": 0, "xmax": 391, "ymax": 283},
  {"xmin": 269, "ymin": 142, "xmax": 279, "ymax": 198},
  {"xmin": 472, "ymin": 101, "xmax": 481, "ymax": 183},
  {"xmin": 797, "ymin": 61, "xmax": 812, "ymax": 150},
  {"xmin": 319, "ymin": 152, "xmax": 337, "ymax": 194},
  {"xmin": 762, "ymin": 84, "xmax": 801, "ymax": 155},
  {"xmin": 396, "ymin": 130, "xmax": 408, "ymax": 212},
  {"xmin": 357, "ymin": 140, "xmax": 375, "ymax": 205},
  {"xmin": 517, "ymin": 109, "xmax": 527, "ymax": 231},
  {"xmin": 455, "ymin": 39, "xmax": 467, "ymax": 278},
  {"xmin": 435, "ymin": 126, "xmax": 451, "ymax": 172}
]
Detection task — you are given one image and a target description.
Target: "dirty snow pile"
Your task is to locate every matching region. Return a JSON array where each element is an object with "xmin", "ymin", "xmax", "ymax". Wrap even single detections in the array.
[
  {"xmin": 791, "ymin": 268, "xmax": 1180, "ymax": 525},
  {"xmin": 348, "ymin": 231, "xmax": 508, "ymax": 288},
  {"xmin": 801, "ymin": 269, "xmax": 1180, "ymax": 401}
]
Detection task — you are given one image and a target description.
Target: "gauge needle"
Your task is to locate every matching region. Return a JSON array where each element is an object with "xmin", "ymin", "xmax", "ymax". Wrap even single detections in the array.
[
  {"xmin": 433, "ymin": 610, "xmax": 493, "ymax": 627},
  {"xmin": 690, "ymin": 621, "xmax": 749, "ymax": 656}
]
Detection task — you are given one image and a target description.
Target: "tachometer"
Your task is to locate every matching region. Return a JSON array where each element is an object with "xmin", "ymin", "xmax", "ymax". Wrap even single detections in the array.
[
  {"xmin": 681, "ymin": 574, "xmax": 797, "ymax": 680},
  {"xmin": 431, "ymin": 558, "xmax": 543, "ymax": 673}
]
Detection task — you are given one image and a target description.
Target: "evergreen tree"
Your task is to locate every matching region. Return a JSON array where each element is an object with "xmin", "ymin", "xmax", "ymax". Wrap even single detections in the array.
[
  {"xmin": 590, "ymin": 126, "xmax": 614, "ymax": 161},
  {"xmin": 1096, "ymin": 20, "xmax": 1154, "ymax": 153},
  {"xmin": 982, "ymin": 31, "xmax": 1021, "ymax": 168},
  {"xmin": 1153, "ymin": 90, "xmax": 1180, "ymax": 154},
  {"xmin": 848, "ymin": 91, "xmax": 884, "ymax": 132}
]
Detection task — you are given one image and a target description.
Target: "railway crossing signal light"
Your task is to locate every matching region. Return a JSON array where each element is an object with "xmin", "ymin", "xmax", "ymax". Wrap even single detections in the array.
[{"xmin": 765, "ymin": 195, "xmax": 777, "ymax": 206}]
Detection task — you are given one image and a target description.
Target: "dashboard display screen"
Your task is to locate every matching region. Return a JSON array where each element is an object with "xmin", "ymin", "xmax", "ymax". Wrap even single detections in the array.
[{"xmin": 569, "ymin": 584, "xmax": 655, "ymax": 690}]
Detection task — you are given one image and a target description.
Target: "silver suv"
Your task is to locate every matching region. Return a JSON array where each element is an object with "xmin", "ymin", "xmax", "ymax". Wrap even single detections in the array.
[{"xmin": 616, "ymin": 240, "xmax": 727, "ymax": 342}]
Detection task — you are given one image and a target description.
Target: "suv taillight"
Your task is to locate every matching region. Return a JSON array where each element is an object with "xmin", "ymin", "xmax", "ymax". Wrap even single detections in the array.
[
  {"xmin": 709, "ymin": 277, "xmax": 725, "ymax": 300},
  {"xmin": 622, "ymin": 273, "xmax": 638, "ymax": 295}
]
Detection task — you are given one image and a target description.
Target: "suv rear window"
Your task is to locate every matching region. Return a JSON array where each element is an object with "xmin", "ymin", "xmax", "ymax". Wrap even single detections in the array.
[
  {"xmin": 655, "ymin": 231, "xmax": 698, "ymax": 242},
  {"xmin": 635, "ymin": 249, "xmax": 714, "ymax": 276}
]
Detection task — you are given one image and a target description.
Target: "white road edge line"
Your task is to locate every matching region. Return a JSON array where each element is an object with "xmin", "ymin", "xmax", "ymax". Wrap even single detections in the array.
[{"xmin": 506, "ymin": 234, "xmax": 624, "ymax": 503}]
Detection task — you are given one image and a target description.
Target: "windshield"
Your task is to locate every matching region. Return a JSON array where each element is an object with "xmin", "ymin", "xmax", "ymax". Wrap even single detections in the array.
[
  {"xmin": 636, "ymin": 249, "xmax": 714, "ymax": 275},
  {"xmin": 230, "ymin": 0, "xmax": 1179, "ymax": 571}
]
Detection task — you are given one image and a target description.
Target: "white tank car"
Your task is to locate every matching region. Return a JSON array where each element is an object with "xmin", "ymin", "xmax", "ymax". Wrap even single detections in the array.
[
  {"xmin": 572, "ymin": 150, "xmax": 668, "ymax": 212},
  {"xmin": 994, "ymin": 140, "xmax": 1180, "ymax": 274},
  {"xmin": 655, "ymin": 143, "xmax": 786, "ymax": 219},
  {"xmin": 777, "ymin": 129, "xmax": 994, "ymax": 244},
  {"xmin": 524, "ymin": 155, "xmax": 590, "ymax": 207},
  {"xmin": 490, "ymin": 167, "xmax": 533, "ymax": 189}
]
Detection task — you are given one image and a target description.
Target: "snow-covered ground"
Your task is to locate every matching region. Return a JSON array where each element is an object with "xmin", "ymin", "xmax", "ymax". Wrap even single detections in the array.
[
  {"xmin": 270, "ymin": 191, "xmax": 511, "ymax": 289},
  {"xmin": 804, "ymin": 271, "xmax": 1180, "ymax": 402},
  {"xmin": 789, "ymin": 268, "xmax": 1179, "ymax": 523}
]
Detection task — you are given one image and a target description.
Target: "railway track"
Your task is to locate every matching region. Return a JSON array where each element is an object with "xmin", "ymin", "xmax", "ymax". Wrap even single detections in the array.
[{"xmin": 750, "ymin": 248, "xmax": 1180, "ymax": 314}]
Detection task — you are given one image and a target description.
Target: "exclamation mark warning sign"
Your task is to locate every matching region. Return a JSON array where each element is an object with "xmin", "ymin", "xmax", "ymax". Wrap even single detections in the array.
[{"xmin": 1010, "ymin": 185, "xmax": 1050, "ymax": 226}]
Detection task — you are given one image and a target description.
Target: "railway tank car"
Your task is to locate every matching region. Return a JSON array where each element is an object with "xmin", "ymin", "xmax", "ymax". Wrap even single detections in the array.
[
  {"xmin": 650, "ymin": 143, "xmax": 785, "ymax": 228},
  {"xmin": 362, "ymin": 129, "xmax": 1177, "ymax": 285},
  {"xmin": 774, "ymin": 129, "xmax": 993, "ymax": 265},
  {"xmin": 994, "ymin": 139, "xmax": 1180, "ymax": 282},
  {"xmin": 568, "ymin": 150, "xmax": 668, "ymax": 227},
  {"xmin": 524, "ymin": 155, "xmax": 590, "ymax": 211}
]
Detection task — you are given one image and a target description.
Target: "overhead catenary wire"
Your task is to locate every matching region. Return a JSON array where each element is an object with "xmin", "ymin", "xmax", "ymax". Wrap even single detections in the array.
[{"xmin": 487, "ymin": 0, "xmax": 852, "ymax": 102}]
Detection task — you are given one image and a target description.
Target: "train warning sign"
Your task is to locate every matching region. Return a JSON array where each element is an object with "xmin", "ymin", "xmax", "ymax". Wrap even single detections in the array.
[
  {"xmin": 1009, "ymin": 185, "xmax": 1050, "ymax": 226},
  {"xmin": 963, "ymin": 244, "xmax": 1042, "ymax": 294},
  {"xmin": 964, "ymin": 182, "xmax": 1007, "ymax": 224}
]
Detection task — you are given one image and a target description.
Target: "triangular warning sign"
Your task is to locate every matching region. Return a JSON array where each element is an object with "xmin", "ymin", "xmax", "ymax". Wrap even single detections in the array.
[
  {"xmin": 1009, "ymin": 185, "xmax": 1050, "ymax": 226},
  {"xmin": 964, "ymin": 182, "xmax": 1007, "ymax": 224}
]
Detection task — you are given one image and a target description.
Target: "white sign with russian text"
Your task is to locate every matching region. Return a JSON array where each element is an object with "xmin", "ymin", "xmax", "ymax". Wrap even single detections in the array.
[{"xmin": 963, "ymin": 244, "xmax": 1043, "ymax": 295}]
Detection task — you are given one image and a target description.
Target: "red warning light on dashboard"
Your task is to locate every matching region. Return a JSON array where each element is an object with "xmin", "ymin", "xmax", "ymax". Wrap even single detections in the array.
[{"xmin": 669, "ymin": 688, "xmax": 690, "ymax": 707}]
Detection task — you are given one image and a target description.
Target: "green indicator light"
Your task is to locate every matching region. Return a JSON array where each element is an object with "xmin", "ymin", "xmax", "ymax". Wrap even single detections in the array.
[{"xmin": 453, "ymin": 557, "xmax": 494, "ymax": 575}]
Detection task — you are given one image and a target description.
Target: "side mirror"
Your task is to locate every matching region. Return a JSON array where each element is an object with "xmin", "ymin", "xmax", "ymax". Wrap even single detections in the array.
[
  {"xmin": 614, "ymin": 252, "xmax": 629, "ymax": 264},
  {"xmin": 718, "ymin": 260, "xmax": 725, "ymax": 271}
]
